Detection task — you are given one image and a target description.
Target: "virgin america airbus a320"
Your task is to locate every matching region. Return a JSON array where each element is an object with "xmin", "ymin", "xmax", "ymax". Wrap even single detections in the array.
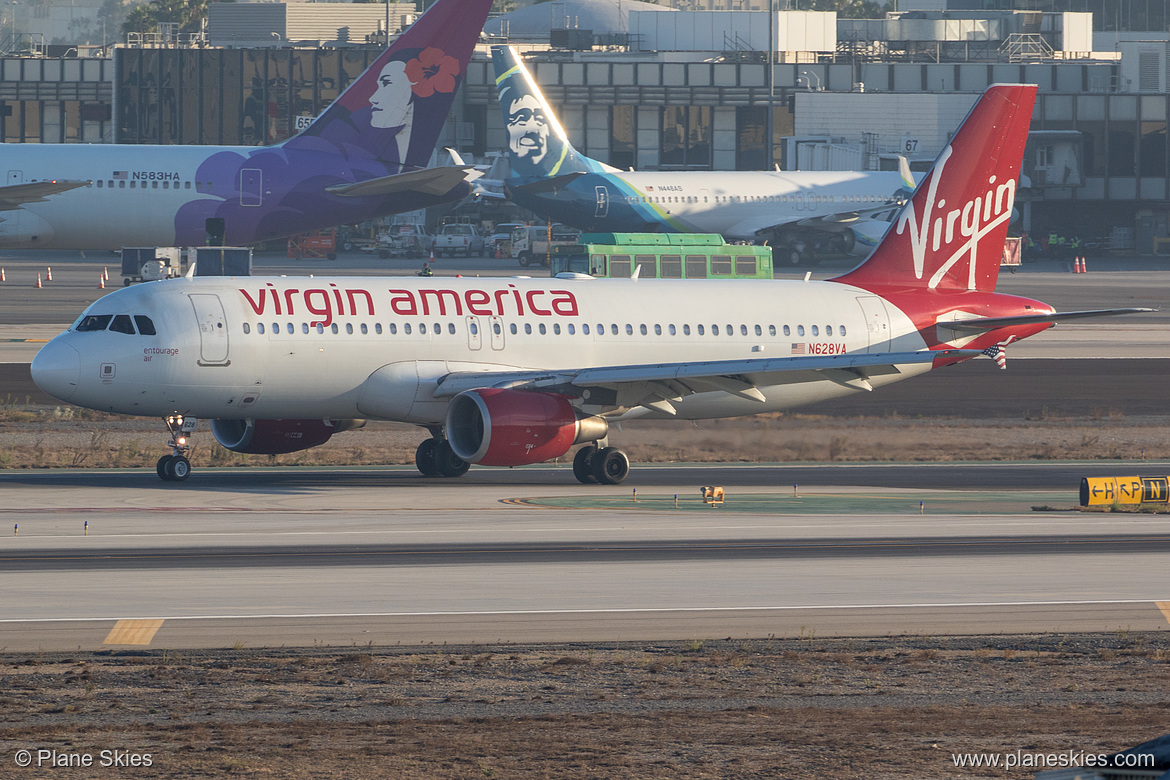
[{"xmin": 31, "ymin": 84, "xmax": 1148, "ymax": 483}]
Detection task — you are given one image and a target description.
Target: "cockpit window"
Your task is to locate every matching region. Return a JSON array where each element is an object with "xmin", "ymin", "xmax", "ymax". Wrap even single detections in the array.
[
  {"xmin": 134, "ymin": 315, "xmax": 157, "ymax": 336},
  {"xmin": 76, "ymin": 314, "xmax": 113, "ymax": 332},
  {"xmin": 109, "ymin": 314, "xmax": 136, "ymax": 335}
]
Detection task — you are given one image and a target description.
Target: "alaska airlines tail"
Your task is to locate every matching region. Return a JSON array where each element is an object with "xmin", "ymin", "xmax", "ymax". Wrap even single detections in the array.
[
  {"xmin": 294, "ymin": 0, "xmax": 494, "ymax": 169},
  {"xmin": 832, "ymin": 84, "xmax": 1037, "ymax": 294},
  {"xmin": 491, "ymin": 45, "xmax": 615, "ymax": 181}
]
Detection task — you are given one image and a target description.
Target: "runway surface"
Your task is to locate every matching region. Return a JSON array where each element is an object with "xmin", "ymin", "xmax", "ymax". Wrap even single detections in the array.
[{"xmin": 2, "ymin": 464, "xmax": 1169, "ymax": 651}]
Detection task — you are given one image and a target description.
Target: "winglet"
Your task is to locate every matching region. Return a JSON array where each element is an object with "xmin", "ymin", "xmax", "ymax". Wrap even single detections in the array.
[{"xmin": 897, "ymin": 155, "xmax": 914, "ymax": 191}]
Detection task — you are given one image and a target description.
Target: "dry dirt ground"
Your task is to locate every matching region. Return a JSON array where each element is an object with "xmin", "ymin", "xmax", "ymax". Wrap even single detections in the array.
[
  {"xmin": 4, "ymin": 408, "xmax": 1170, "ymax": 469},
  {"xmin": 2, "ymin": 635, "xmax": 1168, "ymax": 779}
]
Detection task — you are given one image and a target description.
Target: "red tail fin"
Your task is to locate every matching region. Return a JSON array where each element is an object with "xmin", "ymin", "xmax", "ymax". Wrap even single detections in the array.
[{"xmin": 832, "ymin": 84, "xmax": 1037, "ymax": 293}]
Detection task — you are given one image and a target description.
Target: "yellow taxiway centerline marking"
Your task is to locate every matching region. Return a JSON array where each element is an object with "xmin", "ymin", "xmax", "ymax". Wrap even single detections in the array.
[
  {"xmin": 1157, "ymin": 602, "xmax": 1170, "ymax": 626},
  {"xmin": 103, "ymin": 619, "xmax": 165, "ymax": 646}
]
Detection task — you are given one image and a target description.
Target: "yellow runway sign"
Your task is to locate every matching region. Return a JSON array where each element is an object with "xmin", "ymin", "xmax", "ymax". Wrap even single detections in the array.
[{"xmin": 1080, "ymin": 476, "xmax": 1170, "ymax": 506}]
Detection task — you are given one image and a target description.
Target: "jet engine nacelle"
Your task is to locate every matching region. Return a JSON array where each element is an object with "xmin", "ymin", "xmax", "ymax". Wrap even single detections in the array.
[
  {"xmin": 0, "ymin": 210, "xmax": 55, "ymax": 246},
  {"xmin": 445, "ymin": 388, "xmax": 608, "ymax": 467},
  {"xmin": 211, "ymin": 418, "xmax": 365, "ymax": 455}
]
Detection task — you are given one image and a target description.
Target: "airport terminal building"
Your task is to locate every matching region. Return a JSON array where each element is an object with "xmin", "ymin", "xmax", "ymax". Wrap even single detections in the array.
[{"xmin": 2, "ymin": 0, "xmax": 1169, "ymax": 252}]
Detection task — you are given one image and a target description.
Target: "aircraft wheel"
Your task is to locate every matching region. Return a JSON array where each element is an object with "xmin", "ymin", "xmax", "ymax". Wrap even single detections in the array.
[
  {"xmin": 573, "ymin": 445, "xmax": 598, "ymax": 484},
  {"xmin": 592, "ymin": 447, "xmax": 630, "ymax": 486},
  {"xmin": 434, "ymin": 440, "xmax": 470, "ymax": 478},
  {"xmin": 415, "ymin": 438, "xmax": 440, "ymax": 477},
  {"xmin": 156, "ymin": 455, "xmax": 175, "ymax": 481},
  {"xmin": 168, "ymin": 456, "xmax": 191, "ymax": 482}
]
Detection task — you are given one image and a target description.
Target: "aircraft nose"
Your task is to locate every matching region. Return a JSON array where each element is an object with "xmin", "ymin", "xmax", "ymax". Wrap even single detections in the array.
[{"xmin": 31, "ymin": 337, "xmax": 81, "ymax": 403}]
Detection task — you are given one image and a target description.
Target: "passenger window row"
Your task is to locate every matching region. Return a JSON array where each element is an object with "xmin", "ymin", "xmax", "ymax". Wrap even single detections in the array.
[
  {"xmin": 93, "ymin": 180, "xmax": 197, "ymax": 190},
  {"xmin": 241, "ymin": 321, "xmax": 847, "ymax": 339}
]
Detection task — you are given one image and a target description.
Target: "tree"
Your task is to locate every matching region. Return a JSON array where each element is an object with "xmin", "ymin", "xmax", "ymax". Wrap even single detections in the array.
[
  {"xmin": 797, "ymin": 0, "xmax": 886, "ymax": 19},
  {"xmin": 122, "ymin": 0, "xmax": 209, "ymax": 37}
]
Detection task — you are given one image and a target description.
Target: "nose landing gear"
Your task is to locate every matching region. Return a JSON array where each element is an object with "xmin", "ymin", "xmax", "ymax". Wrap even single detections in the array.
[{"xmin": 157, "ymin": 414, "xmax": 197, "ymax": 482}]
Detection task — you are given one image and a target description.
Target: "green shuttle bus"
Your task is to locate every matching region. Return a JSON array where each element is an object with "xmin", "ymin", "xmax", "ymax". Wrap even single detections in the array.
[{"xmin": 549, "ymin": 233, "xmax": 773, "ymax": 280}]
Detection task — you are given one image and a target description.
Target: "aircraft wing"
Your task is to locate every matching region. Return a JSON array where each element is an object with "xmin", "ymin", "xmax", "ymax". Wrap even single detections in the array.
[
  {"xmin": 718, "ymin": 201, "xmax": 906, "ymax": 240},
  {"xmin": 0, "ymin": 180, "xmax": 91, "ymax": 211},
  {"xmin": 939, "ymin": 308, "xmax": 1155, "ymax": 333},
  {"xmin": 433, "ymin": 349, "xmax": 978, "ymax": 413},
  {"xmin": 326, "ymin": 165, "xmax": 475, "ymax": 198}
]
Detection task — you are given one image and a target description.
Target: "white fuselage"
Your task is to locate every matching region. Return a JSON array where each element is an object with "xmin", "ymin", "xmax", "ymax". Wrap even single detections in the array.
[
  {"xmin": 0, "ymin": 144, "xmax": 243, "ymax": 248},
  {"xmin": 33, "ymin": 275, "xmax": 930, "ymax": 424},
  {"xmin": 512, "ymin": 168, "xmax": 912, "ymax": 241}
]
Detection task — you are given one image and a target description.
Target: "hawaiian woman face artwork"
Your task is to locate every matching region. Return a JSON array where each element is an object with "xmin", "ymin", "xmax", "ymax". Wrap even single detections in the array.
[
  {"xmin": 370, "ymin": 60, "xmax": 415, "ymax": 129},
  {"xmin": 368, "ymin": 47, "xmax": 460, "ymax": 129}
]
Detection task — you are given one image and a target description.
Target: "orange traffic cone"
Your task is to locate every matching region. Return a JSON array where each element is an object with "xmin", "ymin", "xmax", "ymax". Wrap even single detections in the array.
[
  {"xmin": 1080, "ymin": 256, "xmax": 1088, "ymax": 272},
  {"xmin": 103, "ymin": 267, "xmax": 109, "ymax": 281},
  {"xmin": 45, "ymin": 266, "xmax": 52, "ymax": 281},
  {"xmin": 0, "ymin": 267, "xmax": 5, "ymax": 282},
  {"xmin": 98, "ymin": 274, "xmax": 105, "ymax": 289},
  {"xmin": 35, "ymin": 273, "xmax": 42, "ymax": 288},
  {"xmin": 429, "ymin": 250, "xmax": 436, "ymax": 263}
]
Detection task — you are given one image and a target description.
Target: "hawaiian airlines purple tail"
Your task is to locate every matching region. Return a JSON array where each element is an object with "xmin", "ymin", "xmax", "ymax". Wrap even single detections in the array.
[
  {"xmin": 173, "ymin": 0, "xmax": 493, "ymax": 247},
  {"xmin": 832, "ymin": 84, "xmax": 1037, "ymax": 294},
  {"xmin": 294, "ymin": 0, "xmax": 493, "ymax": 168}
]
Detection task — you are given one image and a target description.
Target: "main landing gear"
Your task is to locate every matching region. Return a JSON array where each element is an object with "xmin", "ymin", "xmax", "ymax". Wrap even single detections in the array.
[
  {"xmin": 411, "ymin": 437, "xmax": 631, "ymax": 485},
  {"xmin": 414, "ymin": 437, "xmax": 470, "ymax": 478},
  {"xmin": 572, "ymin": 444, "xmax": 630, "ymax": 485},
  {"xmin": 157, "ymin": 414, "xmax": 196, "ymax": 482}
]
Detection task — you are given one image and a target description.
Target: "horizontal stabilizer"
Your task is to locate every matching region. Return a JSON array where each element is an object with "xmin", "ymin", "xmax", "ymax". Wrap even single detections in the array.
[
  {"xmin": 0, "ymin": 180, "xmax": 91, "ymax": 212},
  {"xmin": 940, "ymin": 308, "xmax": 1155, "ymax": 333},
  {"xmin": 510, "ymin": 172, "xmax": 586, "ymax": 194},
  {"xmin": 326, "ymin": 166, "xmax": 474, "ymax": 198}
]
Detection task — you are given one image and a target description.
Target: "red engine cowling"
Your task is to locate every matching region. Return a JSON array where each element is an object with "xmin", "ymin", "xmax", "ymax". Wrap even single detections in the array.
[
  {"xmin": 210, "ymin": 418, "xmax": 363, "ymax": 455},
  {"xmin": 445, "ymin": 389, "xmax": 607, "ymax": 467}
]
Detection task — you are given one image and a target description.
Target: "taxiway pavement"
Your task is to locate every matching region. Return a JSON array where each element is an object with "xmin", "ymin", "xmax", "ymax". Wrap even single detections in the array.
[{"xmin": 2, "ymin": 464, "xmax": 1169, "ymax": 651}]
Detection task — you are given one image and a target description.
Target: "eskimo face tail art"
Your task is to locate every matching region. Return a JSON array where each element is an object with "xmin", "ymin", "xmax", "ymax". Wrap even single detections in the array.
[
  {"xmin": 491, "ymin": 45, "xmax": 613, "ymax": 181},
  {"xmin": 31, "ymin": 83, "xmax": 1152, "ymax": 487}
]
